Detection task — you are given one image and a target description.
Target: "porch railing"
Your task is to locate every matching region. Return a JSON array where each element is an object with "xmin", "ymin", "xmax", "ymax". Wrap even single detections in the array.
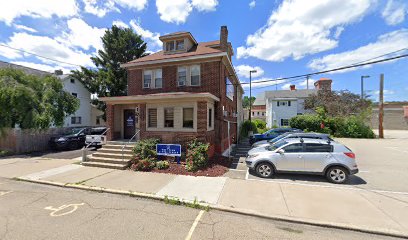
[
  {"xmin": 81, "ymin": 128, "xmax": 110, "ymax": 162},
  {"xmin": 122, "ymin": 128, "xmax": 140, "ymax": 161}
]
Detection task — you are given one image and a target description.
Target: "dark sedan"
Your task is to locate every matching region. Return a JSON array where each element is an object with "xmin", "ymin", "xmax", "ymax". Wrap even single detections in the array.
[
  {"xmin": 49, "ymin": 128, "xmax": 91, "ymax": 150},
  {"xmin": 249, "ymin": 128, "xmax": 302, "ymax": 145}
]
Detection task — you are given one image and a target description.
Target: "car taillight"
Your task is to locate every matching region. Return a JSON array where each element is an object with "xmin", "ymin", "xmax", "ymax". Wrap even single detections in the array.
[{"xmin": 344, "ymin": 152, "xmax": 355, "ymax": 159}]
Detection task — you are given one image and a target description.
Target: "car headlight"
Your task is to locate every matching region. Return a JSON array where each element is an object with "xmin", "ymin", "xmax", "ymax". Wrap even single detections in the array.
[
  {"xmin": 56, "ymin": 137, "xmax": 67, "ymax": 142},
  {"xmin": 248, "ymin": 154, "xmax": 258, "ymax": 158}
]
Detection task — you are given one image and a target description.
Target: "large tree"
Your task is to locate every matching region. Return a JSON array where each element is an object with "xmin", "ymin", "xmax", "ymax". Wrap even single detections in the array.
[
  {"xmin": 242, "ymin": 96, "xmax": 256, "ymax": 109},
  {"xmin": 71, "ymin": 25, "xmax": 148, "ymax": 115},
  {"xmin": 304, "ymin": 90, "xmax": 372, "ymax": 117},
  {"xmin": 0, "ymin": 68, "xmax": 79, "ymax": 129}
]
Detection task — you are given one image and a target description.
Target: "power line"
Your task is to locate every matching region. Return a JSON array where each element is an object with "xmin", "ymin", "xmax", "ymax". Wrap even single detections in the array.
[{"xmin": 0, "ymin": 43, "xmax": 83, "ymax": 67}]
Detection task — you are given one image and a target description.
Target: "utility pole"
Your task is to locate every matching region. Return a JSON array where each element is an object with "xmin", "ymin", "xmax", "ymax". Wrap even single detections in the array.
[
  {"xmin": 379, "ymin": 74, "xmax": 384, "ymax": 139},
  {"xmin": 249, "ymin": 70, "xmax": 257, "ymax": 124},
  {"xmin": 306, "ymin": 75, "xmax": 309, "ymax": 90},
  {"xmin": 361, "ymin": 75, "xmax": 370, "ymax": 99}
]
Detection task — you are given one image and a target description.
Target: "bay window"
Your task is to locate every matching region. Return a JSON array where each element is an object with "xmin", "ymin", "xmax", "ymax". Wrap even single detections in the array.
[
  {"xmin": 183, "ymin": 108, "xmax": 194, "ymax": 128},
  {"xmin": 164, "ymin": 108, "xmax": 174, "ymax": 128}
]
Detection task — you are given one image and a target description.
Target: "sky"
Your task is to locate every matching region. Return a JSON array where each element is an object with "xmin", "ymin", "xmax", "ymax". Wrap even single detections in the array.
[{"xmin": 0, "ymin": 0, "xmax": 407, "ymax": 102}]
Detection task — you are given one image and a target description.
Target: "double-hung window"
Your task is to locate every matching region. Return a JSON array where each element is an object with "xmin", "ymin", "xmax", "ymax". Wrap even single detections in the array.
[
  {"xmin": 143, "ymin": 70, "xmax": 152, "ymax": 88},
  {"xmin": 148, "ymin": 109, "xmax": 157, "ymax": 128},
  {"xmin": 154, "ymin": 69, "xmax": 162, "ymax": 88},
  {"xmin": 178, "ymin": 67, "xmax": 187, "ymax": 86},
  {"xmin": 164, "ymin": 108, "xmax": 174, "ymax": 128},
  {"xmin": 183, "ymin": 108, "xmax": 194, "ymax": 128},
  {"xmin": 190, "ymin": 65, "xmax": 200, "ymax": 86}
]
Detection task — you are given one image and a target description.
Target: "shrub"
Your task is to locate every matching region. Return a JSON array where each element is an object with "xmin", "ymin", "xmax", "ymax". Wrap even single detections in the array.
[
  {"xmin": 185, "ymin": 139, "xmax": 209, "ymax": 172},
  {"xmin": 131, "ymin": 158, "xmax": 155, "ymax": 171},
  {"xmin": 337, "ymin": 116, "xmax": 375, "ymax": 138},
  {"xmin": 289, "ymin": 114, "xmax": 322, "ymax": 132},
  {"xmin": 132, "ymin": 138, "xmax": 160, "ymax": 159},
  {"xmin": 156, "ymin": 160, "xmax": 170, "ymax": 170},
  {"xmin": 239, "ymin": 120, "xmax": 258, "ymax": 138},
  {"xmin": 253, "ymin": 119, "xmax": 269, "ymax": 133}
]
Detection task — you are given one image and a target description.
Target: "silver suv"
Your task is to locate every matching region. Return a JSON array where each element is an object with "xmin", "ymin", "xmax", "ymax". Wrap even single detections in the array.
[
  {"xmin": 245, "ymin": 138, "xmax": 358, "ymax": 184},
  {"xmin": 252, "ymin": 132, "xmax": 333, "ymax": 148}
]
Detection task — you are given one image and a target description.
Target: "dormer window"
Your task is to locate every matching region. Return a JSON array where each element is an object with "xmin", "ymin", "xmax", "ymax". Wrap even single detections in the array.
[
  {"xmin": 166, "ymin": 41, "xmax": 175, "ymax": 51},
  {"xmin": 165, "ymin": 40, "xmax": 185, "ymax": 52},
  {"xmin": 176, "ymin": 40, "xmax": 184, "ymax": 50}
]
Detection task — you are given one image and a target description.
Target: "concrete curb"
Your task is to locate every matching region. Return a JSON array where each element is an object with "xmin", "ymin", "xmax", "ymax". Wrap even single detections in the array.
[{"xmin": 15, "ymin": 177, "xmax": 408, "ymax": 239}]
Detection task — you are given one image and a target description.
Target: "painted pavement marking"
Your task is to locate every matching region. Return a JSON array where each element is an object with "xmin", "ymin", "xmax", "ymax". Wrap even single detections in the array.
[
  {"xmin": 0, "ymin": 191, "xmax": 12, "ymax": 196},
  {"xmin": 385, "ymin": 146, "xmax": 408, "ymax": 154},
  {"xmin": 185, "ymin": 210, "xmax": 205, "ymax": 240},
  {"xmin": 22, "ymin": 164, "xmax": 83, "ymax": 180},
  {"xmin": 44, "ymin": 203, "xmax": 85, "ymax": 217}
]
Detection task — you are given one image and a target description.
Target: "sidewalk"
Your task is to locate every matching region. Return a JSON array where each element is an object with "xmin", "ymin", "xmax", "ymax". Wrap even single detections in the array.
[{"xmin": 3, "ymin": 158, "xmax": 407, "ymax": 238}]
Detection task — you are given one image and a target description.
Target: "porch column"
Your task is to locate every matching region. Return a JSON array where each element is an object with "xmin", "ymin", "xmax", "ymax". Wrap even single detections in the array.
[{"xmin": 106, "ymin": 104, "xmax": 114, "ymax": 141}]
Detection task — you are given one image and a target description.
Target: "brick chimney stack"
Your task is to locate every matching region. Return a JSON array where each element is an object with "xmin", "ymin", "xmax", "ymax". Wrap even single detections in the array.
[
  {"xmin": 314, "ymin": 78, "xmax": 332, "ymax": 91},
  {"xmin": 290, "ymin": 85, "xmax": 296, "ymax": 91},
  {"xmin": 220, "ymin": 26, "xmax": 228, "ymax": 52},
  {"xmin": 54, "ymin": 69, "xmax": 63, "ymax": 75}
]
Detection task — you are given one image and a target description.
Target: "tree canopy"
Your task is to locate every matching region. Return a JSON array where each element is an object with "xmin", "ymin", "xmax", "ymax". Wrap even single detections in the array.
[
  {"xmin": 0, "ymin": 68, "xmax": 79, "ymax": 129},
  {"xmin": 304, "ymin": 90, "xmax": 372, "ymax": 117},
  {"xmin": 242, "ymin": 96, "xmax": 256, "ymax": 109},
  {"xmin": 71, "ymin": 25, "xmax": 148, "ymax": 115}
]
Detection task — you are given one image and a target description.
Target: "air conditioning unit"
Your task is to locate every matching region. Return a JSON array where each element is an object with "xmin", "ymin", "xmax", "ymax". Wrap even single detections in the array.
[
  {"xmin": 144, "ymin": 83, "xmax": 150, "ymax": 88},
  {"xmin": 178, "ymin": 81, "xmax": 185, "ymax": 86}
]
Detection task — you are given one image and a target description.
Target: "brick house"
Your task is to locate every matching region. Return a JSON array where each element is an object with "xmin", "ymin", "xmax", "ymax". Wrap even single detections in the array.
[{"xmin": 100, "ymin": 26, "xmax": 244, "ymax": 157}]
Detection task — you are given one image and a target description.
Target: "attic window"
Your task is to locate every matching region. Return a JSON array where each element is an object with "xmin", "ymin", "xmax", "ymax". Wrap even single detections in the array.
[
  {"xmin": 176, "ymin": 40, "xmax": 184, "ymax": 50},
  {"xmin": 166, "ymin": 41, "xmax": 175, "ymax": 51}
]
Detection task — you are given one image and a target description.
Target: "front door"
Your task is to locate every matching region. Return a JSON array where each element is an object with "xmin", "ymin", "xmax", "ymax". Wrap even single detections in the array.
[
  {"xmin": 275, "ymin": 143, "xmax": 304, "ymax": 171},
  {"xmin": 124, "ymin": 109, "xmax": 135, "ymax": 139}
]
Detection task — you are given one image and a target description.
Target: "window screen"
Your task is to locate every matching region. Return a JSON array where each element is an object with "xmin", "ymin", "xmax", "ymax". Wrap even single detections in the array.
[
  {"xmin": 148, "ymin": 109, "xmax": 157, "ymax": 128},
  {"xmin": 183, "ymin": 108, "xmax": 194, "ymax": 128},
  {"xmin": 164, "ymin": 108, "xmax": 174, "ymax": 127}
]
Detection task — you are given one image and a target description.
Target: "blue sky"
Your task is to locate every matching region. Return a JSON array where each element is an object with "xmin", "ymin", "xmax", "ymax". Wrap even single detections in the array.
[{"xmin": 0, "ymin": 0, "xmax": 407, "ymax": 102}]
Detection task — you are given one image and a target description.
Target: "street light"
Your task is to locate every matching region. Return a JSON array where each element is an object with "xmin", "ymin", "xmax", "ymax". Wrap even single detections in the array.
[
  {"xmin": 249, "ymin": 70, "xmax": 257, "ymax": 134},
  {"xmin": 361, "ymin": 75, "xmax": 370, "ymax": 99}
]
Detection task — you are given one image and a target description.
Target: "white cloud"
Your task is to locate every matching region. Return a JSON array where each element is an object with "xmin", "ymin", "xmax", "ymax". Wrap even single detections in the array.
[
  {"xmin": 0, "ymin": 32, "xmax": 94, "ymax": 68},
  {"xmin": 113, "ymin": 20, "xmax": 129, "ymax": 28},
  {"xmin": 281, "ymin": 79, "xmax": 311, "ymax": 90},
  {"xmin": 57, "ymin": 18, "xmax": 106, "ymax": 51},
  {"xmin": 13, "ymin": 24, "xmax": 37, "ymax": 33},
  {"xmin": 0, "ymin": 0, "xmax": 78, "ymax": 25},
  {"xmin": 382, "ymin": 0, "xmax": 407, "ymax": 25},
  {"xmin": 11, "ymin": 61, "xmax": 71, "ymax": 73},
  {"xmin": 249, "ymin": 0, "xmax": 256, "ymax": 9},
  {"xmin": 129, "ymin": 20, "xmax": 162, "ymax": 50},
  {"xmin": 308, "ymin": 29, "xmax": 408, "ymax": 73},
  {"xmin": 191, "ymin": 0, "xmax": 218, "ymax": 12},
  {"xmin": 156, "ymin": 0, "xmax": 218, "ymax": 24},
  {"xmin": 235, "ymin": 65, "xmax": 264, "ymax": 78},
  {"xmin": 113, "ymin": 0, "xmax": 148, "ymax": 11},
  {"xmin": 82, "ymin": 0, "xmax": 119, "ymax": 17},
  {"xmin": 237, "ymin": 0, "xmax": 372, "ymax": 61}
]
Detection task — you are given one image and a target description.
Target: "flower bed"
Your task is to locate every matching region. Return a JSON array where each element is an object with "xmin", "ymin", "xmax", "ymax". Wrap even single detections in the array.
[{"xmin": 151, "ymin": 156, "xmax": 232, "ymax": 177}]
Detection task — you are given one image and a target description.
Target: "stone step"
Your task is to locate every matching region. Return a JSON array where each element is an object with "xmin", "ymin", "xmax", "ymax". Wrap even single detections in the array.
[
  {"xmin": 82, "ymin": 161, "xmax": 129, "ymax": 170},
  {"xmin": 92, "ymin": 152, "xmax": 133, "ymax": 159},
  {"xmin": 97, "ymin": 148, "xmax": 133, "ymax": 154},
  {"xmin": 102, "ymin": 144, "xmax": 134, "ymax": 150},
  {"xmin": 107, "ymin": 141, "xmax": 137, "ymax": 145},
  {"xmin": 87, "ymin": 156, "xmax": 132, "ymax": 164}
]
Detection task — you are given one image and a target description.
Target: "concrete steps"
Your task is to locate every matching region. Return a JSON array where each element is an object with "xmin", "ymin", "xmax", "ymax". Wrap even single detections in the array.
[{"xmin": 82, "ymin": 142, "xmax": 134, "ymax": 170}]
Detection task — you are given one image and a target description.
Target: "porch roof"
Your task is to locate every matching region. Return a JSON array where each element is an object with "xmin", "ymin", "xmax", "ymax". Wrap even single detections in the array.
[{"xmin": 100, "ymin": 92, "xmax": 220, "ymax": 104}]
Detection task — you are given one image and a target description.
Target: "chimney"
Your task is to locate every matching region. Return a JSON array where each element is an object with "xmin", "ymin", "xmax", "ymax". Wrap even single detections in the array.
[
  {"xmin": 314, "ymin": 77, "xmax": 332, "ymax": 91},
  {"xmin": 220, "ymin": 26, "xmax": 228, "ymax": 52},
  {"xmin": 290, "ymin": 85, "xmax": 296, "ymax": 91},
  {"xmin": 54, "ymin": 69, "xmax": 63, "ymax": 75}
]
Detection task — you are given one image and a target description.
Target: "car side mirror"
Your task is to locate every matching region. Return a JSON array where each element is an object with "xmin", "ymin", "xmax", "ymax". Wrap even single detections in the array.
[{"xmin": 278, "ymin": 149, "xmax": 285, "ymax": 154}]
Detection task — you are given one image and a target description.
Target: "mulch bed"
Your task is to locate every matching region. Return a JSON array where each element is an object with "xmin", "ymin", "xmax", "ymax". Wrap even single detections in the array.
[{"xmin": 151, "ymin": 156, "xmax": 233, "ymax": 177}]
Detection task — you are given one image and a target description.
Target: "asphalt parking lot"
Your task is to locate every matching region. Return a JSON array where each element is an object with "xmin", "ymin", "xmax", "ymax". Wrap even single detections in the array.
[
  {"xmin": 228, "ymin": 138, "xmax": 408, "ymax": 194},
  {"xmin": 27, "ymin": 148, "xmax": 96, "ymax": 160}
]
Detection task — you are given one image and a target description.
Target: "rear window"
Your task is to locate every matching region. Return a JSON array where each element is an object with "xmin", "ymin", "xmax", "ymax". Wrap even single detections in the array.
[
  {"xmin": 90, "ymin": 128, "xmax": 107, "ymax": 135},
  {"xmin": 304, "ymin": 143, "xmax": 333, "ymax": 152}
]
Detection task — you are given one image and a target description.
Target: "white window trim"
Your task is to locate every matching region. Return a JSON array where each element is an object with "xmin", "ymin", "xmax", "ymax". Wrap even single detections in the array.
[
  {"xmin": 182, "ymin": 107, "xmax": 194, "ymax": 129},
  {"xmin": 146, "ymin": 103, "xmax": 197, "ymax": 132},
  {"xmin": 147, "ymin": 108, "xmax": 158, "ymax": 128},
  {"xmin": 143, "ymin": 69, "xmax": 163, "ymax": 89},
  {"xmin": 143, "ymin": 70, "xmax": 152, "ymax": 89},
  {"xmin": 177, "ymin": 65, "xmax": 201, "ymax": 87},
  {"xmin": 154, "ymin": 69, "xmax": 162, "ymax": 89},
  {"xmin": 177, "ymin": 66, "xmax": 187, "ymax": 87},
  {"xmin": 190, "ymin": 64, "xmax": 200, "ymax": 86}
]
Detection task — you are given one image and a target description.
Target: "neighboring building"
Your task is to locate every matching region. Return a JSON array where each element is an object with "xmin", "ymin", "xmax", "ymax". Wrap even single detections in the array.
[
  {"xmin": 0, "ymin": 61, "xmax": 100, "ymax": 127},
  {"xmin": 264, "ymin": 79, "xmax": 332, "ymax": 128},
  {"xmin": 101, "ymin": 26, "xmax": 243, "ymax": 157},
  {"xmin": 251, "ymin": 92, "xmax": 266, "ymax": 121},
  {"xmin": 370, "ymin": 102, "xmax": 408, "ymax": 130}
]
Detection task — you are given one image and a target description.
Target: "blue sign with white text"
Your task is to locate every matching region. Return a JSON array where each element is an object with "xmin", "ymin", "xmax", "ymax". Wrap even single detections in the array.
[{"xmin": 156, "ymin": 144, "xmax": 181, "ymax": 157}]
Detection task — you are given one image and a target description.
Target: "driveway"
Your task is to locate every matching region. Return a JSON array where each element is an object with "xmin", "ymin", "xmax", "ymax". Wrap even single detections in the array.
[
  {"xmin": 26, "ymin": 148, "xmax": 96, "ymax": 160},
  {"xmin": 228, "ymin": 138, "xmax": 408, "ymax": 194}
]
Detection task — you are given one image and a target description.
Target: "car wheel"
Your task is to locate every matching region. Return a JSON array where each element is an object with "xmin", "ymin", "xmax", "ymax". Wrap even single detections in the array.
[
  {"xmin": 256, "ymin": 162, "xmax": 274, "ymax": 178},
  {"xmin": 326, "ymin": 166, "xmax": 349, "ymax": 184}
]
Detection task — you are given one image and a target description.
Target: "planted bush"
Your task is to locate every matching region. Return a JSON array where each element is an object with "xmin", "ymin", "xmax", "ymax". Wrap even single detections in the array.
[
  {"xmin": 253, "ymin": 119, "xmax": 269, "ymax": 133},
  {"xmin": 131, "ymin": 158, "xmax": 155, "ymax": 171},
  {"xmin": 239, "ymin": 120, "xmax": 258, "ymax": 138},
  {"xmin": 185, "ymin": 139, "xmax": 209, "ymax": 172},
  {"xmin": 131, "ymin": 138, "xmax": 160, "ymax": 171},
  {"xmin": 156, "ymin": 160, "xmax": 170, "ymax": 170}
]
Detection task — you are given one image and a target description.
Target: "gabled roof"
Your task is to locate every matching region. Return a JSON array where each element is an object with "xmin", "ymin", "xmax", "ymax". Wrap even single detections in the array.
[
  {"xmin": 159, "ymin": 31, "xmax": 197, "ymax": 45},
  {"xmin": 265, "ymin": 89, "xmax": 318, "ymax": 99},
  {"xmin": 253, "ymin": 92, "xmax": 266, "ymax": 105},
  {"xmin": 122, "ymin": 40, "xmax": 223, "ymax": 67}
]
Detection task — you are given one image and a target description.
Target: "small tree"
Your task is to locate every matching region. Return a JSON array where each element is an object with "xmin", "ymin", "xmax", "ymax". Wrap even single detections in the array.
[{"xmin": 0, "ymin": 69, "xmax": 79, "ymax": 129}]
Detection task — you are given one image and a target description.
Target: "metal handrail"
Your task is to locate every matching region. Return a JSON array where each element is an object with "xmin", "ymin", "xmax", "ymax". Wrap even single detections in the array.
[
  {"xmin": 122, "ymin": 128, "xmax": 140, "ymax": 161},
  {"xmin": 82, "ymin": 128, "xmax": 110, "ymax": 162}
]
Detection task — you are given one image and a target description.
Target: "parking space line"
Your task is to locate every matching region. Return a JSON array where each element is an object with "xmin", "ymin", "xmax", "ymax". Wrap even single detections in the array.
[
  {"xmin": 185, "ymin": 210, "xmax": 205, "ymax": 240},
  {"xmin": 228, "ymin": 169, "xmax": 246, "ymax": 172},
  {"xmin": 385, "ymin": 147, "xmax": 408, "ymax": 154},
  {"xmin": 245, "ymin": 169, "xmax": 249, "ymax": 180},
  {"xmin": 245, "ymin": 178, "xmax": 408, "ymax": 195}
]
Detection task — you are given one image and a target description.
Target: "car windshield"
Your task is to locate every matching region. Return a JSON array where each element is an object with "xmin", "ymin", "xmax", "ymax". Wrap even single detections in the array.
[
  {"xmin": 66, "ymin": 128, "xmax": 83, "ymax": 135},
  {"xmin": 266, "ymin": 140, "xmax": 288, "ymax": 151},
  {"xmin": 91, "ymin": 128, "xmax": 107, "ymax": 135}
]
